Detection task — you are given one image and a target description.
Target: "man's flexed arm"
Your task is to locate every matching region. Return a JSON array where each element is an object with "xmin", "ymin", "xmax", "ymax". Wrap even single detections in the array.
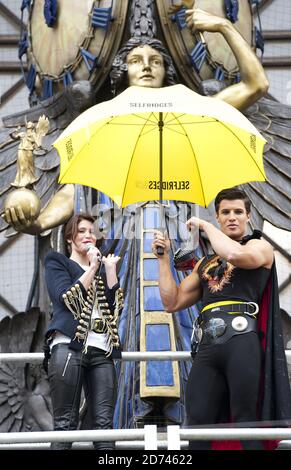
[
  {"xmin": 186, "ymin": 217, "xmax": 274, "ymax": 270},
  {"xmin": 152, "ymin": 231, "xmax": 202, "ymax": 312}
]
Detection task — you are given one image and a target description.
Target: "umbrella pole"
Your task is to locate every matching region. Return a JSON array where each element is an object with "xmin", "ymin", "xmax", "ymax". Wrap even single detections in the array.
[{"xmin": 157, "ymin": 112, "xmax": 164, "ymax": 256}]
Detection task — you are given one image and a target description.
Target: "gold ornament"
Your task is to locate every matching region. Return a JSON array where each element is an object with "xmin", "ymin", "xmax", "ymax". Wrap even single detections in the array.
[{"xmin": 4, "ymin": 188, "xmax": 41, "ymax": 221}]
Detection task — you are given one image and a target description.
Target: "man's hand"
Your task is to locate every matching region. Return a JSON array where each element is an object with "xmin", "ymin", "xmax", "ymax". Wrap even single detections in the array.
[
  {"xmin": 2, "ymin": 205, "xmax": 41, "ymax": 235},
  {"xmin": 152, "ymin": 231, "xmax": 171, "ymax": 257},
  {"xmin": 186, "ymin": 216, "xmax": 208, "ymax": 232}
]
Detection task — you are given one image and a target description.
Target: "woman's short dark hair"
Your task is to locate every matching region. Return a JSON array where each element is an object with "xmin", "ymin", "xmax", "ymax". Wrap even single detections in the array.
[
  {"xmin": 214, "ymin": 187, "xmax": 251, "ymax": 214},
  {"xmin": 110, "ymin": 36, "xmax": 178, "ymax": 95},
  {"xmin": 64, "ymin": 213, "xmax": 98, "ymax": 256}
]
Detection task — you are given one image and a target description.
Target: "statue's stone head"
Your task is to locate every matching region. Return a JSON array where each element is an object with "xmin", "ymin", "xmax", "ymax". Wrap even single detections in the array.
[{"xmin": 110, "ymin": 37, "xmax": 178, "ymax": 95}]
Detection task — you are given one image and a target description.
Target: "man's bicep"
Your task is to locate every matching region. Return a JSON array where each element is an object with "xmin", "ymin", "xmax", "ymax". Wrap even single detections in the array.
[
  {"xmin": 174, "ymin": 271, "xmax": 202, "ymax": 311},
  {"xmin": 231, "ymin": 240, "xmax": 274, "ymax": 269}
]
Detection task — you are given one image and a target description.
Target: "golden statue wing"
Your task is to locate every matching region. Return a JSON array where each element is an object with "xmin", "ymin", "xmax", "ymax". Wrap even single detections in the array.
[
  {"xmin": 242, "ymin": 96, "xmax": 291, "ymax": 231},
  {"xmin": 34, "ymin": 116, "xmax": 50, "ymax": 147},
  {"xmin": 0, "ymin": 82, "xmax": 94, "ymax": 236},
  {"xmin": 0, "ymin": 310, "xmax": 53, "ymax": 432}
]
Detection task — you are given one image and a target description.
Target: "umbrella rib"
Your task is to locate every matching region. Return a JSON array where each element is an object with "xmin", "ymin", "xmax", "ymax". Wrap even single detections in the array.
[
  {"xmin": 171, "ymin": 115, "xmax": 207, "ymax": 205},
  {"xmin": 121, "ymin": 115, "xmax": 156, "ymax": 204},
  {"xmin": 132, "ymin": 112, "xmax": 159, "ymax": 124},
  {"xmin": 163, "ymin": 113, "xmax": 186, "ymax": 124},
  {"xmin": 218, "ymin": 121, "xmax": 265, "ymax": 177},
  {"xmin": 167, "ymin": 119, "xmax": 216, "ymax": 125}
]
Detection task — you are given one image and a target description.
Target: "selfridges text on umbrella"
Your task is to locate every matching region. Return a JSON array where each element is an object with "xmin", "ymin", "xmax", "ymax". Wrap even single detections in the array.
[{"xmin": 54, "ymin": 84, "xmax": 266, "ymax": 208}]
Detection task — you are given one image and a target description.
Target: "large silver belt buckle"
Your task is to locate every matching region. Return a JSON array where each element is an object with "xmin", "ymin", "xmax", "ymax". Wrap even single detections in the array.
[
  {"xmin": 232, "ymin": 316, "xmax": 248, "ymax": 332},
  {"xmin": 204, "ymin": 318, "xmax": 226, "ymax": 340}
]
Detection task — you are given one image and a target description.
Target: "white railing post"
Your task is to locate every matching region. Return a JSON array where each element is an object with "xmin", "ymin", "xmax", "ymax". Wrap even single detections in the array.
[
  {"xmin": 144, "ymin": 425, "xmax": 158, "ymax": 450},
  {"xmin": 167, "ymin": 425, "xmax": 181, "ymax": 450}
]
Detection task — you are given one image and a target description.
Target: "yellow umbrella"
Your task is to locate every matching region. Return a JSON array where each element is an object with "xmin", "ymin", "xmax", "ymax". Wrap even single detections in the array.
[{"xmin": 54, "ymin": 84, "xmax": 266, "ymax": 208}]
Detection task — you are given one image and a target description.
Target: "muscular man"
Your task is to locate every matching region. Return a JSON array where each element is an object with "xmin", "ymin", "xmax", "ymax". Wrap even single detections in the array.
[
  {"xmin": 152, "ymin": 187, "xmax": 275, "ymax": 450},
  {"xmin": 3, "ymin": 6, "xmax": 268, "ymax": 234}
]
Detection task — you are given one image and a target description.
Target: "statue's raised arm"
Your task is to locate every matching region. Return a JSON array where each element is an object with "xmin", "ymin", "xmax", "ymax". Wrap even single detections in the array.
[{"xmin": 184, "ymin": 2, "xmax": 269, "ymax": 110}]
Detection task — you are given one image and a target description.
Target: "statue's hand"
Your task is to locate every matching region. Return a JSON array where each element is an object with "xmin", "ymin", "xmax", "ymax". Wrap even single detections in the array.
[
  {"xmin": 2, "ymin": 205, "xmax": 41, "ymax": 235},
  {"xmin": 168, "ymin": 1, "xmax": 194, "ymax": 14},
  {"xmin": 185, "ymin": 8, "xmax": 227, "ymax": 34}
]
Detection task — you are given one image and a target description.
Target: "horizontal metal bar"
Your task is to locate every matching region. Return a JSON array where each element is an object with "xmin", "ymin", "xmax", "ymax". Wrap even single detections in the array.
[
  {"xmin": 263, "ymin": 30, "xmax": 291, "ymax": 40},
  {"xmin": 262, "ymin": 57, "xmax": 291, "ymax": 67},
  {"xmin": 0, "ymin": 428, "xmax": 290, "ymax": 445},
  {"xmin": 0, "ymin": 35, "xmax": 19, "ymax": 45},
  {"xmin": 0, "ymin": 350, "xmax": 290, "ymax": 363},
  {"xmin": 0, "ymin": 62, "xmax": 27, "ymax": 72},
  {"xmin": 0, "ymin": 440, "xmax": 189, "ymax": 450},
  {"xmin": 0, "ymin": 429, "xmax": 145, "ymax": 444},
  {"xmin": 180, "ymin": 428, "xmax": 291, "ymax": 440}
]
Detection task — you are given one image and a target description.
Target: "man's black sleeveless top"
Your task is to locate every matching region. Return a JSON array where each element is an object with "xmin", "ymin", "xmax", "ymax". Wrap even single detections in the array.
[{"xmin": 198, "ymin": 254, "xmax": 271, "ymax": 309}]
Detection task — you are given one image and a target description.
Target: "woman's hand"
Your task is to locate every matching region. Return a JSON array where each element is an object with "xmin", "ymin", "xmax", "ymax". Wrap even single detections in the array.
[
  {"xmin": 87, "ymin": 246, "xmax": 102, "ymax": 270},
  {"xmin": 102, "ymin": 254, "xmax": 120, "ymax": 288},
  {"xmin": 102, "ymin": 253, "xmax": 121, "ymax": 269}
]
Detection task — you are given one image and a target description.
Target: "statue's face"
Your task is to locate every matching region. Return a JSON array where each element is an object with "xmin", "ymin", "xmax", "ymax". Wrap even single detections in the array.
[{"xmin": 126, "ymin": 45, "xmax": 165, "ymax": 88}]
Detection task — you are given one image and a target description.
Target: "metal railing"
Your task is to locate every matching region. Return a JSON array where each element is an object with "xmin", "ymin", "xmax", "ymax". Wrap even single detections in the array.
[
  {"xmin": 0, "ymin": 350, "xmax": 290, "ymax": 363},
  {"xmin": 0, "ymin": 351, "xmax": 290, "ymax": 450},
  {"xmin": 0, "ymin": 425, "xmax": 290, "ymax": 450}
]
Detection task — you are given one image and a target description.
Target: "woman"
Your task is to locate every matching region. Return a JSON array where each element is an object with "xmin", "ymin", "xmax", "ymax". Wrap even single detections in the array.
[{"xmin": 44, "ymin": 214, "xmax": 123, "ymax": 450}]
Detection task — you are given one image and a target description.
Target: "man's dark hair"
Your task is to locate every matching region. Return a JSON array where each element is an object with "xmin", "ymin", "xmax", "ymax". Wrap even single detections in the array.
[
  {"xmin": 214, "ymin": 187, "xmax": 251, "ymax": 214},
  {"xmin": 110, "ymin": 36, "xmax": 178, "ymax": 95}
]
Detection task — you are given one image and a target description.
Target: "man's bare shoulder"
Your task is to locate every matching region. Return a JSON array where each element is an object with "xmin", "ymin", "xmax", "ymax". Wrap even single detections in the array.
[
  {"xmin": 246, "ymin": 238, "xmax": 273, "ymax": 252},
  {"xmin": 244, "ymin": 238, "xmax": 274, "ymax": 268}
]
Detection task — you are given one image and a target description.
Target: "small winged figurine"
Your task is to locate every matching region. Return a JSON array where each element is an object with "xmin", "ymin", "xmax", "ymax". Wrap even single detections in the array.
[{"xmin": 11, "ymin": 115, "xmax": 50, "ymax": 189}]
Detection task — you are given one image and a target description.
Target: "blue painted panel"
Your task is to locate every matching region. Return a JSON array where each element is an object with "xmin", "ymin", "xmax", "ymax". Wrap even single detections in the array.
[
  {"xmin": 143, "ymin": 207, "xmax": 160, "ymax": 229},
  {"xmin": 143, "ymin": 232, "xmax": 154, "ymax": 252},
  {"xmin": 143, "ymin": 259, "xmax": 158, "ymax": 281},
  {"xmin": 146, "ymin": 324, "xmax": 174, "ymax": 386},
  {"xmin": 144, "ymin": 286, "xmax": 164, "ymax": 311},
  {"xmin": 146, "ymin": 361, "xmax": 174, "ymax": 386},
  {"xmin": 146, "ymin": 324, "xmax": 170, "ymax": 351}
]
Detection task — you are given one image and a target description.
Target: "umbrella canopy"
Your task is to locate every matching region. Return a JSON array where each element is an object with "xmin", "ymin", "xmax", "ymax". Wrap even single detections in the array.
[{"xmin": 54, "ymin": 84, "xmax": 266, "ymax": 207}]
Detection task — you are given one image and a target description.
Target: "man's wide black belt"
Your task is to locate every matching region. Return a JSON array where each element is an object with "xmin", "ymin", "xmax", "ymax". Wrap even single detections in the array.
[
  {"xmin": 194, "ymin": 305, "xmax": 258, "ymax": 347},
  {"xmin": 201, "ymin": 301, "xmax": 259, "ymax": 316}
]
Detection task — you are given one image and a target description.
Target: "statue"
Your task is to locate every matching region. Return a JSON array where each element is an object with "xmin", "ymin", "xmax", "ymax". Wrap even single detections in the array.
[
  {"xmin": 0, "ymin": 0, "xmax": 290, "ymax": 432},
  {"xmin": 3, "ymin": 116, "xmax": 49, "ymax": 228},
  {"xmin": 11, "ymin": 116, "xmax": 49, "ymax": 189}
]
